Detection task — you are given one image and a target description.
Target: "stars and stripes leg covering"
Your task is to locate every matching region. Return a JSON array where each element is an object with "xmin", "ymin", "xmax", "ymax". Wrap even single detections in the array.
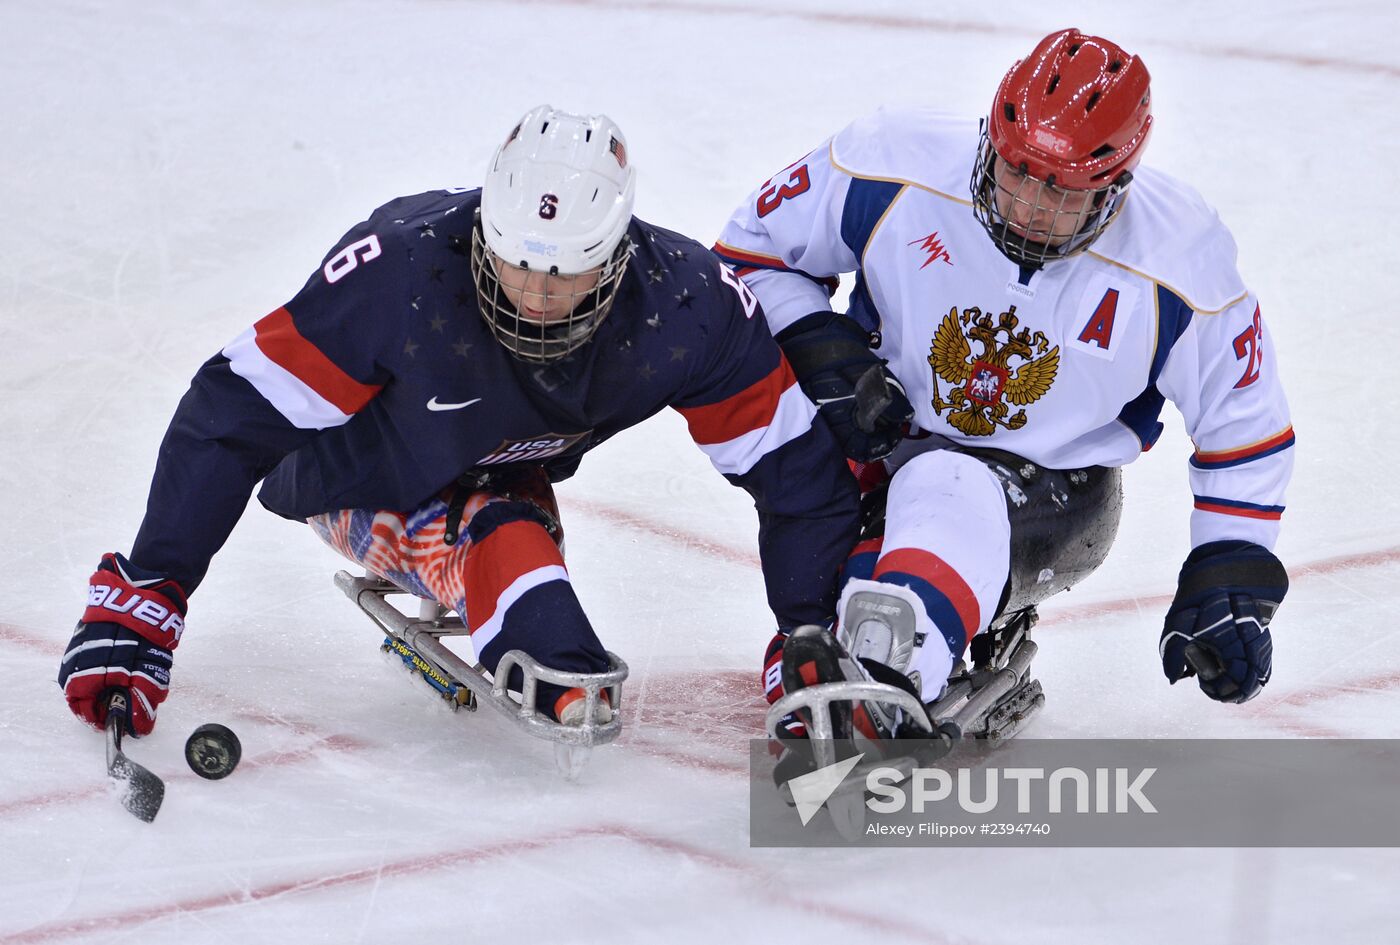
[{"xmin": 310, "ymin": 489, "xmax": 606, "ymax": 720}]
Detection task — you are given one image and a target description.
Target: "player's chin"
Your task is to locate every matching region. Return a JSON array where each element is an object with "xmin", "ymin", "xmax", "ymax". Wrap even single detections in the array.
[
  {"xmin": 1005, "ymin": 222, "xmax": 1066, "ymax": 246},
  {"xmin": 520, "ymin": 306, "xmax": 568, "ymax": 324}
]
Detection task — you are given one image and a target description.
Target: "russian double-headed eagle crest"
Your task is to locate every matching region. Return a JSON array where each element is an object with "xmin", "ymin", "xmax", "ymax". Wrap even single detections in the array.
[{"xmin": 927, "ymin": 305, "xmax": 1059, "ymax": 436}]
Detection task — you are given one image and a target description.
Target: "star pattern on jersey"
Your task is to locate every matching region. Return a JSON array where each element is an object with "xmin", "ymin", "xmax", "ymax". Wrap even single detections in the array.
[
  {"xmin": 454, "ymin": 288, "xmax": 473, "ymax": 308},
  {"xmin": 410, "ymin": 295, "xmax": 422, "ymax": 311},
  {"xmin": 638, "ymin": 362, "xmax": 657, "ymax": 380},
  {"xmin": 648, "ymin": 266, "xmax": 665, "ymax": 284},
  {"xmin": 417, "ymin": 222, "xmax": 436, "ymax": 239},
  {"xmin": 428, "ymin": 314, "xmax": 447, "ymax": 333},
  {"xmin": 670, "ymin": 248, "xmax": 688, "ymax": 261},
  {"xmin": 404, "ymin": 338, "xmax": 420, "ymax": 357},
  {"xmin": 646, "ymin": 312, "xmax": 663, "ymax": 330},
  {"xmin": 447, "ymin": 234, "xmax": 471, "ymax": 257},
  {"xmin": 669, "ymin": 346, "xmax": 688, "ymax": 362},
  {"xmin": 452, "ymin": 338, "xmax": 473, "ymax": 358},
  {"xmin": 429, "ymin": 265, "xmax": 446, "ymax": 283},
  {"xmin": 674, "ymin": 288, "xmax": 694, "ymax": 309}
]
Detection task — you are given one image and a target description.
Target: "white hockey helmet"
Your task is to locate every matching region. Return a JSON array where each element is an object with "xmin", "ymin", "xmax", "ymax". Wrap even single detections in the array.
[
  {"xmin": 480, "ymin": 104, "xmax": 636, "ymax": 273},
  {"xmin": 472, "ymin": 105, "xmax": 637, "ymax": 362}
]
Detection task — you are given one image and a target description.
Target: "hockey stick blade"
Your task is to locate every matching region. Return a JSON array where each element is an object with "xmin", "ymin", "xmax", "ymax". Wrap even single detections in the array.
[{"xmin": 105, "ymin": 691, "xmax": 165, "ymax": 822}]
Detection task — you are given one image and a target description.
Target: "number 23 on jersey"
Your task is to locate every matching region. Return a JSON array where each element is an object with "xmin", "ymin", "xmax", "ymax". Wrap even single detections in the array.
[{"xmin": 756, "ymin": 164, "xmax": 811, "ymax": 218}]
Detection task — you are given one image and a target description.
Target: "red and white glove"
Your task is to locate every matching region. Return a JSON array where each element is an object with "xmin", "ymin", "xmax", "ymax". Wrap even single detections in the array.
[
  {"xmin": 763, "ymin": 631, "xmax": 807, "ymax": 739},
  {"xmin": 57, "ymin": 553, "xmax": 187, "ymax": 736}
]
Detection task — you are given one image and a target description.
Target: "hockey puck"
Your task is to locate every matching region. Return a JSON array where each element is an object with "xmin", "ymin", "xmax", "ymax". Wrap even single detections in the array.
[{"xmin": 184, "ymin": 723, "xmax": 242, "ymax": 780}]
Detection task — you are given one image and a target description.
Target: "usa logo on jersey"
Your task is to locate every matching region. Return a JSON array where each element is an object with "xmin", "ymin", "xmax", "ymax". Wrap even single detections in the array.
[{"xmin": 477, "ymin": 431, "xmax": 591, "ymax": 465}]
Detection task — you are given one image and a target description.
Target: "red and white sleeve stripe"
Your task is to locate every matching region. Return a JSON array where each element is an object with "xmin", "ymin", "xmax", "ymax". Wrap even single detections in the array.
[
  {"xmin": 223, "ymin": 307, "xmax": 382, "ymax": 429},
  {"xmin": 675, "ymin": 357, "xmax": 815, "ymax": 476}
]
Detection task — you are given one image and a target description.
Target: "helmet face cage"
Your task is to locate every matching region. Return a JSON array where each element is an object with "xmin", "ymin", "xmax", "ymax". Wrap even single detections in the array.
[
  {"xmin": 970, "ymin": 127, "xmax": 1130, "ymax": 268},
  {"xmin": 470, "ymin": 216, "xmax": 632, "ymax": 363}
]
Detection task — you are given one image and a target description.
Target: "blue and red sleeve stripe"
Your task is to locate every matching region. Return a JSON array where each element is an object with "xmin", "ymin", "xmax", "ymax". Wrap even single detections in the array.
[
  {"xmin": 1190, "ymin": 426, "xmax": 1295, "ymax": 470},
  {"xmin": 1193, "ymin": 495, "xmax": 1285, "ymax": 520}
]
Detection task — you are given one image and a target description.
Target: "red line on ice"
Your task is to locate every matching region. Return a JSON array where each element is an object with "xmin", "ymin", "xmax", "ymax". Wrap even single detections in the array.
[
  {"xmin": 0, "ymin": 622, "xmax": 58, "ymax": 655},
  {"xmin": 564, "ymin": 496, "xmax": 761, "ymax": 568},
  {"xmin": 0, "ymin": 825, "xmax": 953, "ymax": 945},
  {"xmin": 6, "ymin": 540, "xmax": 1398, "ymax": 816},
  {"xmin": 0, "ymin": 735, "xmax": 368, "ymax": 819},
  {"xmin": 1034, "ymin": 543, "xmax": 1400, "ymax": 629}
]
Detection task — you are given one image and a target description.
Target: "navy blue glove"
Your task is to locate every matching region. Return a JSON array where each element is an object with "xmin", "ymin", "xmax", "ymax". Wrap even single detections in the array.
[
  {"xmin": 1160, "ymin": 540, "xmax": 1288, "ymax": 704},
  {"xmin": 776, "ymin": 311, "xmax": 913, "ymax": 462}
]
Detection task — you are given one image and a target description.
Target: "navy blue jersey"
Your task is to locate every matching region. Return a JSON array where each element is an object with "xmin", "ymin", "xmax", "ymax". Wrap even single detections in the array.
[{"xmin": 130, "ymin": 189, "xmax": 859, "ymax": 629}]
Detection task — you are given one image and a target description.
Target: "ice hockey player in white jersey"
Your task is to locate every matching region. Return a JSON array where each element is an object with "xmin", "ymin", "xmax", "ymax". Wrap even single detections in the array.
[{"xmin": 716, "ymin": 28, "xmax": 1293, "ymax": 740}]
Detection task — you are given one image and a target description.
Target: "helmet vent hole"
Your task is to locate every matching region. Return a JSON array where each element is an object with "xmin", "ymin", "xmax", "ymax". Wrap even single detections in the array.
[
  {"xmin": 1086, "ymin": 91, "xmax": 1101, "ymax": 111},
  {"xmin": 540, "ymin": 121, "xmax": 550, "ymax": 134},
  {"xmin": 1003, "ymin": 103, "xmax": 1016, "ymax": 122},
  {"xmin": 1108, "ymin": 59, "xmax": 1123, "ymax": 72},
  {"xmin": 592, "ymin": 187, "xmax": 599, "ymax": 202},
  {"xmin": 1047, "ymin": 75, "xmax": 1060, "ymax": 94},
  {"xmin": 1067, "ymin": 43, "xmax": 1081, "ymax": 56},
  {"xmin": 585, "ymin": 128, "xmax": 593, "ymax": 141},
  {"xmin": 1091, "ymin": 144, "xmax": 1114, "ymax": 158}
]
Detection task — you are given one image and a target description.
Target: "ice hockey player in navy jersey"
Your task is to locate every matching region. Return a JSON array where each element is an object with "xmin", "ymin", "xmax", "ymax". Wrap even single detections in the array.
[
  {"xmin": 59, "ymin": 105, "xmax": 859, "ymax": 737},
  {"xmin": 717, "ymin": 30, "xmax": 1293, "ymax": 739}
]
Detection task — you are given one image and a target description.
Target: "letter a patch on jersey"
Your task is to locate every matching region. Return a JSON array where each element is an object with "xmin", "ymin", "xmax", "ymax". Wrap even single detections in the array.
[
  {"xmin": 1073, "ymin": 282, "xmax": 1135, "ymax": 361},
  {"xmin": 1079, "ymin": 289, "xmax": 1118, "ymax": 349}
]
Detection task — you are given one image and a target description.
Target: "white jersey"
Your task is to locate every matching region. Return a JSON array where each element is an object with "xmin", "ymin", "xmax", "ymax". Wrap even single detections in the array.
[{"xmin": 716, "ymin": 107, "xmax": 1293, "ymax": 552}]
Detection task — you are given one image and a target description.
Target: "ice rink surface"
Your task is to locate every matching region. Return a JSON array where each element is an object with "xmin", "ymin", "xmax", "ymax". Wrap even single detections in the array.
[{"xmin": 3, "ymin": 1, "xmax": 1399, "ymax": 942}]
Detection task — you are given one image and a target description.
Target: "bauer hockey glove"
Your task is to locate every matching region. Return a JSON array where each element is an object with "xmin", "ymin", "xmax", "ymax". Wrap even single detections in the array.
[
  {"xmin": 57, "ymin": 552, "xmax": 186, "ymax": 736},
  {"xmin": 775, "ymin": 311, "xmax": 913, "ymax": 463},
  {"xmin": 1159, "ymin": 540, "xmax": 1288, "ymax": 704},
  {"xmin": 762, "ymin": 631, "xmax": 808, "ymax": 740}
]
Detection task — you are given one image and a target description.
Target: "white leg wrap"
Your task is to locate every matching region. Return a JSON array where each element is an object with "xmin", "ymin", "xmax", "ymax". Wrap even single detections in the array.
[{"xmin": 865, "ymin": 449, "xmax": 1014, "ymax": 700}]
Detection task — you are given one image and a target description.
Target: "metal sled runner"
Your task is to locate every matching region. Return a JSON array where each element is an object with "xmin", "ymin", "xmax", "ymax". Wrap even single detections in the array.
[
  {"xmin": 334, "ymin": 571, "xmax": 627, "ymax": 777},
  {"xmin": 766, "ymin": 608, "xmax": 1044, "ymax": 747},
  {"xmin": 764, "ymin": 609, "xmax": 1045, "ymax": 832}
]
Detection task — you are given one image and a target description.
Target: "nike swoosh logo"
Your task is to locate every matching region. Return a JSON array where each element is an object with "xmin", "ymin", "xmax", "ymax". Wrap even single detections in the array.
[{"xmin": 426, "ymin": 396, "xmax": 482, "ymax": 412}]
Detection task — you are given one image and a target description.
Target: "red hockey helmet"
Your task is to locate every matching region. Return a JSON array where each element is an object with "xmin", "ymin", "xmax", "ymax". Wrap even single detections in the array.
[
  {"xmin": 971, "ymin": 29, "xmax": 1153, "ymax": 266},
  {"xmin": 991, "ymin": 28, "xmax": 1152, "ymax": 189}
]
